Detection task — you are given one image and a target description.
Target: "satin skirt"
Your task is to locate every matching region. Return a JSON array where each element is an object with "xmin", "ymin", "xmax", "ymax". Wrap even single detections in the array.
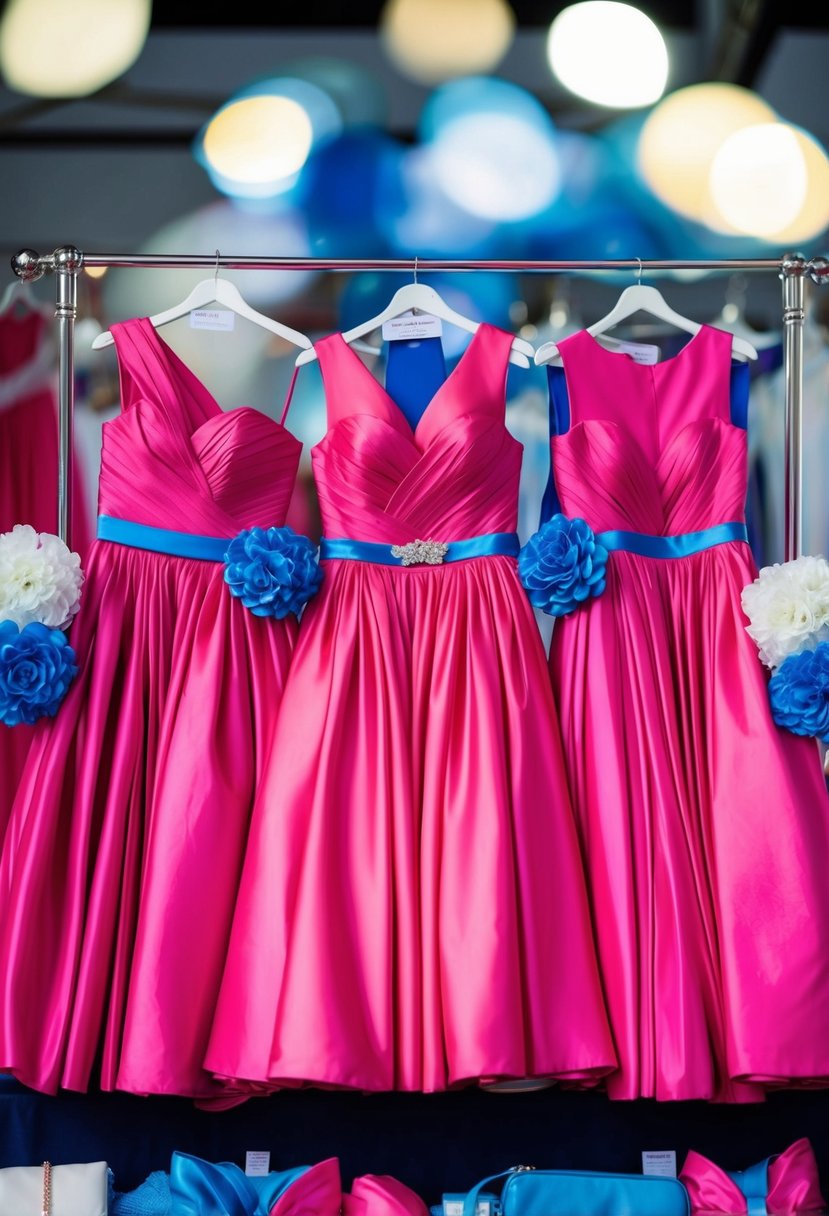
[
  {"xmin": 550, "ymin": 541, "xmax": 829, "ymax": 1102},
  {"xmin": 205, "ymin": 554, "xmax": 617, "ymax": 1094},
  {"xmin": 0, "ymin": 391, "xmax": 91, "ymax": 847},
  {"xmin": 0, "ymin": 538, "xmax": 295, "ymax": 1097}
]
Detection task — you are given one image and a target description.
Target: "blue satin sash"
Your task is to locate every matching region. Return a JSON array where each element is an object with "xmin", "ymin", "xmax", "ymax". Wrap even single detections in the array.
[
  {"xmin": 319, "ymin": 532, "xmax": 520, "ymax": 566},
  {"xmin": 726, "ymin": 1159, "xmax": 771, "ymax": 1216},
  {"xmin": 97, "ymin": 515, "xmax": 229, "ymax": 561},
  {"xmin": 597, "ymin": 521, "xmax": 748, "ymax": 559},
  {"xmin": 170, "ymin": 1152, "xmax": 308, "ymax": 1216}
]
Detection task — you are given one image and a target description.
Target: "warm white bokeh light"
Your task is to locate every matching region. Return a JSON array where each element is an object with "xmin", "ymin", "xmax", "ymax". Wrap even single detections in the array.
[
  {"xmin": 201, "ymin": 96, "xmax": 314, "ymax": 187},
  {"xmin": 772, "ymin": 127, "xmax": 829, "ymax": 244},
  {"xmin": 547, "ymin": 2, "xmax": 668, "ymax": 108},
  {"xmin": 709, "ymin": 124, "xmax": 807, "ymax": 238},
  {"xmin": 430, "ymin": 111, "xmax": 561, "ymax": 221},
  {"xmin": 84, "ymin": 266, "xmax": 108, "ymax": 280},
  {"xmin": 380, "ymin": 0, "xmax": 515, "ymax": 85},
  {"xmin": 637, "ymin": 83, "xmax": 777, "ymax": 226},
  {"xmin": 0, "ymin": 0, "xmax": 150, "ymax": 97}
]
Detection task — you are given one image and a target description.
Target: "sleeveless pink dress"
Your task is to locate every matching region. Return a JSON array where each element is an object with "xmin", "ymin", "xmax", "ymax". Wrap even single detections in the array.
[
  {"xmin": 0, "ymin": 317, "xmax": 301, "ymax": 1098},
  {"xmin": 548, "ymin": 325, "xmax": 829, "ymax": 1101},
  {"xmin": 0, "ymin": 308, "xmax": 92, "ymax": 845},
  {"xmin": 205, "ymin": 323, "xmax": 617, "ymax": 1093}
]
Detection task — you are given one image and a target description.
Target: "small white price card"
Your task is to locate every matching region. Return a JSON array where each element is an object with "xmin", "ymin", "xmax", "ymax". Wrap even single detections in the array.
[
  {"xmin": 245, "ymin": 1151, "xmax": 271, "ymax": 1177},
  {"xmin": 642, "ymin": 1150, "xmax": 677, "ymax": 1177}
]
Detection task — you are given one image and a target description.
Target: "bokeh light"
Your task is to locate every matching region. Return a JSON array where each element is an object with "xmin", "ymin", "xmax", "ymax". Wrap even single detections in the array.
[
  {"xmin": 710, "ymin": 122, "xmax": 829, "ymax": 243},
  {"xmin": 421, "ymin": 78, "xmax": 561, "ymax": 222},
  {"xmin": 380, "ymin": 0, "xmax": 515, "ymax": 86},
  {"xmin": 198, "ymin": 96, "xmax": 314, "ymax": 200},
  {"xmin": 637, "ymin": 83, "xmax": 777, "ymax": 227},
  {"xmin": 547, "ymin": 3, "xmax": 668, "ymax": 108},
  {"xmin": 0, "ymin": 0, "xmax": 150, "ymax": 97}
]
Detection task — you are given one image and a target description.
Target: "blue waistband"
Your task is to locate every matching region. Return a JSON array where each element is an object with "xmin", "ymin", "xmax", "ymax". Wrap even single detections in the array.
[
  {"xmin": 597, "ymin": 521, "xmax": 748, "ymax": 559},
  {"xmin": 97, "ymin": 515, "xmax": 229, "ymax": 561},
  {"xmin": 319, "ymin": 532, "xmax": 520, "ymax": 566}
]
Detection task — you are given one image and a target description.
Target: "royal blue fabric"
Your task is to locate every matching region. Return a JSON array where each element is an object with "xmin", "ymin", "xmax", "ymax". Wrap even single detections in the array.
[
  {"xmin": 98, "ymin": 516, "xmax": 228, "ymax": 561},
  {"xmin": 385, "ymin": 338, "xmax": 447, "ymax": 429},
  {"xmin": 598, "ymin": 521, "xmax": 749, "ymax": 559}
]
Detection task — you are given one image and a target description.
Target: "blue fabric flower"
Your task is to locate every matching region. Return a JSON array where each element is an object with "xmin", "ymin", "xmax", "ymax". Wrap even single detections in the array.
[
  {"xmin": 0, "ymin": 619, "xmax": 78, "ymax": 726},
  {"xmin": 768, "ymin": 641, "xmax": 829, "ymax": 742},
  {"xmin": 224, "ymin": 526, "xmax": 323, "ymax": 620},
  {"xmin": 518, "ymin": 513, "xmax": 608, "ymax": 617}
]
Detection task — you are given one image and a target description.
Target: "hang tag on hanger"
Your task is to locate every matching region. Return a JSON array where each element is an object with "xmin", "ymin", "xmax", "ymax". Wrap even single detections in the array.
[
  {"xmin": 245, "ymin": 1151, "xmax": 271, "ymax": 1177},
  {"xmin": 615, "ymin": 340, "xmax": 660, "ymax": 365},
  {"xmin": 190, "ymin": 308, "xmax": 236, "ymax": 332},
  {"xmin": 642, "ymin": 1151, "xmax": 677, "ymax": 1178},
  {"xmin": 382, "ymin": 310, "xmax": 443, "ymax": 342}
]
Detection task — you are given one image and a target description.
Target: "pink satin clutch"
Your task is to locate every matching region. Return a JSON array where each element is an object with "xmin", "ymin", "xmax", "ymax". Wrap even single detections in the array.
[{"xmin": 680, "ymin": 1139, "xmax": 826, "ymax": 1216}]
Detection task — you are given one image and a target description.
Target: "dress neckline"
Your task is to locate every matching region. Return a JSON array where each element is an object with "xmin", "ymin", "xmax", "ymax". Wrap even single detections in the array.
[{"xmin": 334, "ymin": 323, "xmax": 491, "ymax": 440}]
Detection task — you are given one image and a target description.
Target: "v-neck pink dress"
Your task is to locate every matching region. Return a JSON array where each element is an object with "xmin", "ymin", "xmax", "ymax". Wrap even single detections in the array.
[
  {"xmin": 547, "ymin": 325, "xmax": 829, "ymax": 1102},
  {"xmin": 0, "ymin": 317, "xmax": 301, "ymax": 1098},
  {"xmin": 204, "ymin": 323, "xmax": 616, "ymax": 1094}
]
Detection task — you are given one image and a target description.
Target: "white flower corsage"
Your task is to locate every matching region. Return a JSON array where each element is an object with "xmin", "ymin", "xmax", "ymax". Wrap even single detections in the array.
[
  {"xmin": 0, "ymin": 525, "xmax": 84, "ymax": 726},
  {"xmin": 741, "ymin": 555, "xmax": 829, "ymax": 742}
]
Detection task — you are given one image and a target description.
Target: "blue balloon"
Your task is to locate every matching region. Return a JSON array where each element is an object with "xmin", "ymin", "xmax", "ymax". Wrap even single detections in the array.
[{"xmin": 298, "ymin": 130, "xmax": 407, "ymax": 257}]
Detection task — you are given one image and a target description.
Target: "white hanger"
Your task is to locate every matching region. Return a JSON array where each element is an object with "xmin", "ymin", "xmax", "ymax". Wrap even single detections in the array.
[
  {"xmin": 0, "ymin": 278, "xmax": 51, "ymax": 320},
  {"xmin": 296, "ymin": 259, "xmax": 533, "ymax": 368},
  {"xmin": 92, "ymin": 252, "xmax": 312, "ymax": 351},
  {"xmin": 535, "ymin": 261, "xmax": 757, "ymax": 366}
]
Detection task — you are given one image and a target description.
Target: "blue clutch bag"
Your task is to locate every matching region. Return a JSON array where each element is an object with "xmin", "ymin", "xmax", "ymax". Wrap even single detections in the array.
[{"xmin": 462, "ymin": 1165, "xmax": 691, "ymax": 1216}]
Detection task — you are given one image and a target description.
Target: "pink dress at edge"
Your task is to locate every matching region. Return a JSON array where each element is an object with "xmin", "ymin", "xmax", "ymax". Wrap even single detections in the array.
[
  {"xmin": 0, "ymin": 317, "xmax": 301, "ymax": 1097},
  {"xmin": 0, "ymin": 308, "xmax": 92, "ymax": 845},
  {"xmin": 204, "ymin": 323, "xmax": 617, "ymax": 1093},
  {"xmin": 547, "ymin": 325, "xmax": 829, "ymax": 1102}
]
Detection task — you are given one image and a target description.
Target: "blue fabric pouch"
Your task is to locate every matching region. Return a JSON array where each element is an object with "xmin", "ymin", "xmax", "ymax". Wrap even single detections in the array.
[{"xmin": 462, "ymin": 1165, "xmax": 691, "ymax": 1216}]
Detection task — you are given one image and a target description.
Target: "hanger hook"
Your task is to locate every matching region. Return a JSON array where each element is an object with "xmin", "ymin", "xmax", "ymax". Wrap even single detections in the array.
[
  {"xmin": 413, "ymin": 255, "xmax": 418, "ymax": 286},
  {"xmin": 214, "ymin": 249, "xmax": 220, "ymax": 288},
  {"xmin": 635, "ymin": 257, "xmax": 643, "ymax": 285}
]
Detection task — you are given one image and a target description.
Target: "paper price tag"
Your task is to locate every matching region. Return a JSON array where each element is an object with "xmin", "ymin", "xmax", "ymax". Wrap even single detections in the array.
[
  {"xmin": 382, "ymin": 311, "xmax": 443, "ymax": 341},
  {"xmin": 615, "ymin": 340, "xmax": 660, "ymax": 365},
  {"xmin": 245, "ymin": 1151, "xmax": 271, "ymax": 1177},
  {"xmin": 642, "ymin": 1150, "xmax": 677, "ymax": 1178},
  {"xmin": 190, "ymin": 308, "xmax": 236, "ymax": 332}
]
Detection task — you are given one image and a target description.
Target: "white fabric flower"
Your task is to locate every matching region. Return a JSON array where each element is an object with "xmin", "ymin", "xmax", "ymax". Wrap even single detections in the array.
[
  {"xmin": 741, "ymin": 554, "xmax": 829, "ymax": 669},
  {"xmin": 0, "ymin": 524, "xmax": 83, "ymax": 630}
]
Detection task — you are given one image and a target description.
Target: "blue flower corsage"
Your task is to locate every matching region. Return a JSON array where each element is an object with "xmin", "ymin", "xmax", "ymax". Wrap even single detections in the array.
[
  {"xmin": 224, "ymin": 526, "xmax": 323, "ymax": 620},
  {"xmin": 0, "ymin": 620, "xmax": 78, "ymax": 727},
  {"xmin": 518, "ymin": 513, "xmax": 608, "ymax": 617},
  {"xmin": 768, "ymin": 641, "xmax": 829, "ymax": 743}
]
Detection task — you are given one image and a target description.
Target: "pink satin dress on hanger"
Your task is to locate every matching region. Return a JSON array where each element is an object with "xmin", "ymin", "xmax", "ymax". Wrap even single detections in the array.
[
  {"xmin": 205, "ymin": 323, "xmax": 617, "ymax": 1094},
  {"xmin": 0, "ymin": 317, "xmax": 301, "ymax": 1098},
  {"xmin": 546, "ymin": 324, "xmax": 829, "ymax": 1101}
]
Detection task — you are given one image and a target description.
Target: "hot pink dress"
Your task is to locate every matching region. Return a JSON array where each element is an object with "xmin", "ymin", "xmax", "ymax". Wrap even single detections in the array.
[
  {"xmin": 547, "ymin": 325, "xmax": 829, "ymax": 1102},
  {"xmin": 0, "ymin": 317, "xmax": 301, "ymax": 1098},
  {"xmin": 205, "ymin": 323, "xmax": 617, "ymax": 1094},
  {"xmin": 0, "ymin": 308, "xmax": 91, "ymax": 844}
]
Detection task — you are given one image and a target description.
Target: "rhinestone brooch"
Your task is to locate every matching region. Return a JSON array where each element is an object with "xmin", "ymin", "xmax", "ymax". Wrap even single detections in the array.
[{"xmin": 390, "ymin": 539, "xmax": 450, "ymax": 566}]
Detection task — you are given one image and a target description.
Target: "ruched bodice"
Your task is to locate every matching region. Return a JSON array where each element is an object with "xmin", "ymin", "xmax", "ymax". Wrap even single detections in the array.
[
  {"xmin": 312, "ymin": 325, "xmax": 522, "ymax": 543},
  {"xmin": 100, "ymin": 319, "xmax": 301, "ymax": 534},
  {"xmin": 553, "ymin": 326, "xmax": 748, "ymax": 533}
]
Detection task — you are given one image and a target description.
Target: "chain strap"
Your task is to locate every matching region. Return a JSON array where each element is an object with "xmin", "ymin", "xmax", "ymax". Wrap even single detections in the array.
[{"xmin": 41, "ymin": 1160, "xmax": 51, "ymax": 1216}]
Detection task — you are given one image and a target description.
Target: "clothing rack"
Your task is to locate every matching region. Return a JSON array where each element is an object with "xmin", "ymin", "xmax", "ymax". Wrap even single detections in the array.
[{"xmin": 10, "ymin": 246, "xmax": 829, "ymax": 562}]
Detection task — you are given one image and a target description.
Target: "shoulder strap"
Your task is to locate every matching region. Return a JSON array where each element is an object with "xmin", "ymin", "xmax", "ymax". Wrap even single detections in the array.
[
  {"xmin": 108, "ymin": 318, "xmax": 179, "ymax": 413},
  {"xmin": 462, "ymin": 1168, "xmax": 519, "ymax": 1216},
  {"xmin": 280, "ymin": 363, "xmax": 300, "ymax": 427}
]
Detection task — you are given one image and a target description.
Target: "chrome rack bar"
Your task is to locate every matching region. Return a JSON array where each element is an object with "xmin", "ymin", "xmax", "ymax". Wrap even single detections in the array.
[{"xmin": 10, "ymin": 246, "xmax": 829, "ymax": 553}]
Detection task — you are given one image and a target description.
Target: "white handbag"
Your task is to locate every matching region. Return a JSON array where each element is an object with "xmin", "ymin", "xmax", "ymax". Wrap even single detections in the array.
[{"xmin": 0, "ymin": 1160, "xmax": 108, "ymax": 1215}]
